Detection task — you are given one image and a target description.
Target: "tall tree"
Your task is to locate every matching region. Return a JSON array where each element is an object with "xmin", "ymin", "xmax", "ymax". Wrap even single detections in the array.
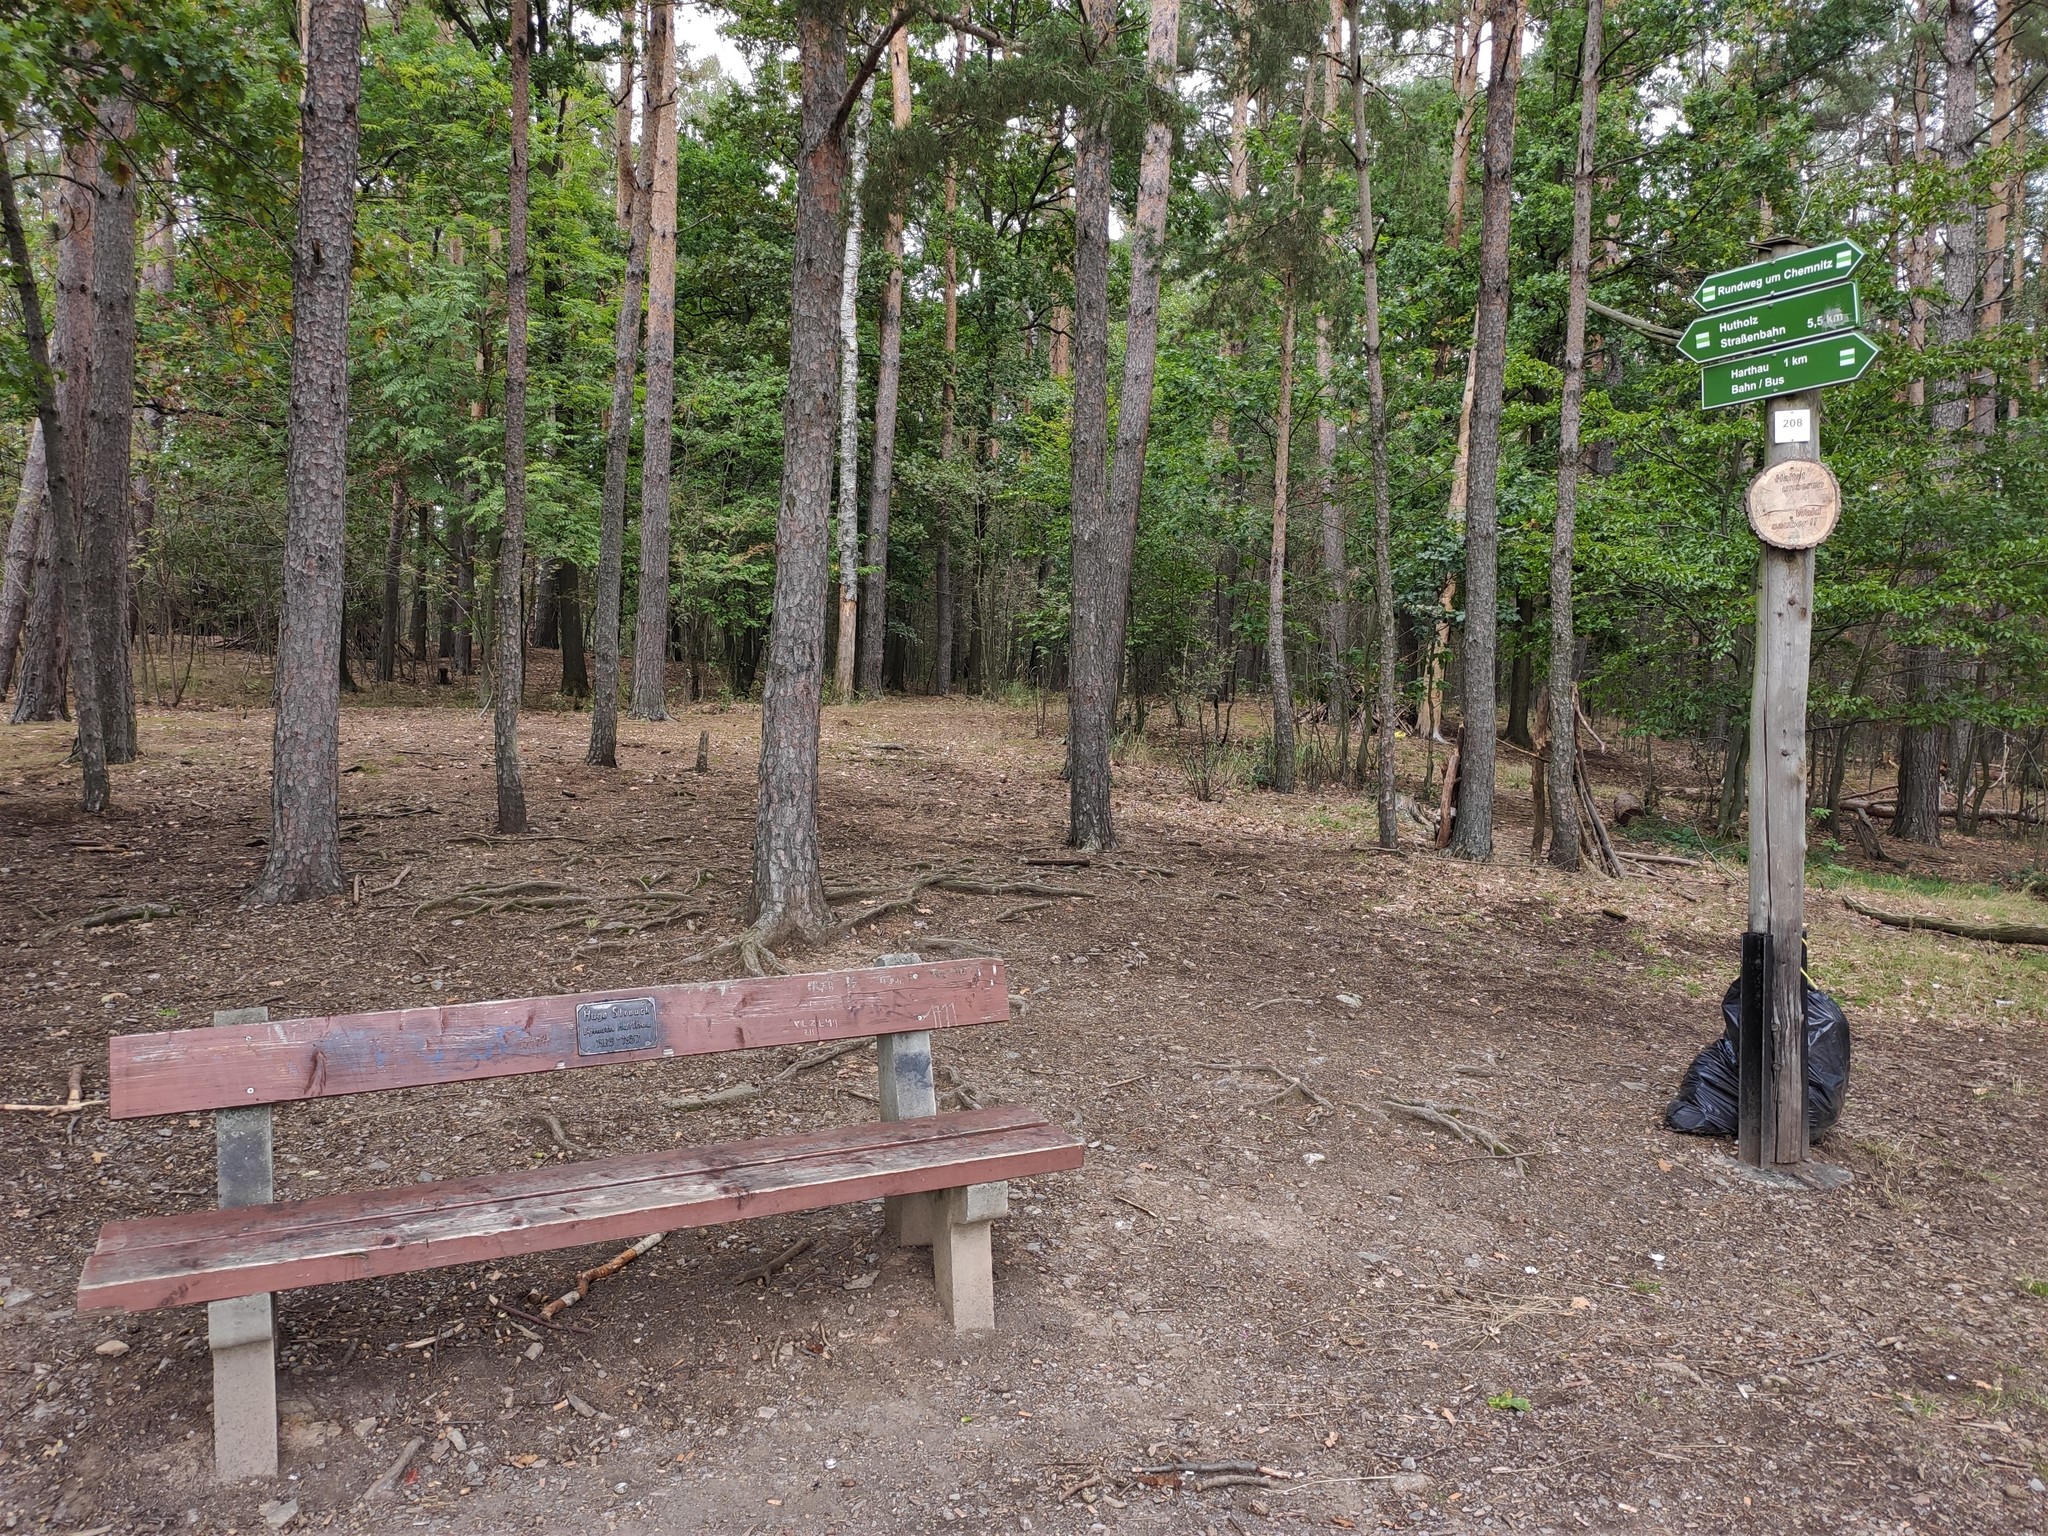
[
  {"xmin": 1101, "ymin": 0, "xmax": 1181, "ymax": 740},
  {"xmin": 751, "ymin": 0, "xmax": 850, "ymax": 943},
  {"xmin": 1065, "ymin": 0, "xmax": 1118, "ymax": 849},
  {"xmin": 1446, "ymin": 0, "xmax": 1523, "ymax": 861},
  {"xmin": 1349, "ymin": 0, "xmax": 1398, "ymax": 848},
  {"xmin": 493, "ymin": 0, "xmax": 533, "ymax": 835},
  {"xmin": 589, "ymin": 61, "xmax": 653, "ymax": 767},
  {"xmin": 857, "ymin": 27, "xmax": 912, "ymax": 697},
  {"xmin": 1314, "ymin": 0, "xmax": 1345, "ymax": 770},
  {"xmin": 1545, "ymin": 0, "xmax": 1600, "ymax": 870},
  {"xmin": 0, "ymin": 420, "xmax": 45, "ymax": 696},
  {"xmin": 249, "ymin": 0, "xmax": 363, "ymax": 902},
  {"xmin": 1267, "ymin": 281, "xmax": 1299, "ymax": 794},
  {"xmin": 935, "ymin": 28, "xmax": 965, "ymax": 697},
  {"xmin": 12, "ymin": 134, "xmax": 95, "ymax": 726},
  {"xmin": 630, "ymin": 0, "xmax": 680, "ymax": 720},
  {"xmin": 1897, "ymin": 0, "xmax": 1982, "ymax": 846},
  {"xmin": 833, "ymin": 92, "xmax": 871, "ymax": 700},
  {"xmin": 0, "ymin": 157, "xmax": 108, "ymax": 811},
  {"xmin": 378, "ymin": 477, "xmax": 405, "ymax": 681},
  {"xmin": 83, "ymin": 96, "xmax": 139, "ymax": 762}
]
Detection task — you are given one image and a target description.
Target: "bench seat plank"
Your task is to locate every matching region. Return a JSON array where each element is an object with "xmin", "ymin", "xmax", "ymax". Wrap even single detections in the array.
[
  {"xmin": 108, "ymin": 958, "xmax": 1007, "ymax": 1119},
  {"xmin": 78, "ymin": 1106, "xmax": 1079, "ymax": 1314}
]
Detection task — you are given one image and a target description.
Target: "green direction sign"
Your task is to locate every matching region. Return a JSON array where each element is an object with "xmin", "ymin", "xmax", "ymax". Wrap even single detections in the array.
[
  {"xmin": 1699, "ymin": 332, "xmax": 1880, "ymax": 410},
  {"xmin": 1676, "ymin": 281, "xmax": 1860, "ymax": 364},
  {"xmin": 1693, "ymin": 239, "xmax": 1866, "ymax": 312}
]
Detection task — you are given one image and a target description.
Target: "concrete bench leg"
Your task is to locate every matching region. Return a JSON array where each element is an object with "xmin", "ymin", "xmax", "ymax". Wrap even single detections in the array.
[
  {"xmin": 932, "ymin": 1182, "xmax": 1006, "ymax": 1332},
  {"xmin": 209, "ymin": 1294, "xmax": 277, "ymax": 1480},
  {"xmin": 876, "ymin": 1019, "xmax": 938, "ymax": 1249}
]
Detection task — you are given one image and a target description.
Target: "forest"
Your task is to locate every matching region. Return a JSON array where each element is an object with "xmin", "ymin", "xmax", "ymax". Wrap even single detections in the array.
[
  {"xmin": 2, "ymin": 1, "xmax": 2047, "ymax": 1532},
  {"xmin": 3, "ymin": 0, "xmax": 2042, "ymax": 904}
]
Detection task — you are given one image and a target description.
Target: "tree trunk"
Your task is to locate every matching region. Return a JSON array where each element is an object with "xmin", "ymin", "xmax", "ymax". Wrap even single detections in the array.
[
  {"xmin": 13, "ymin": 133, "xmax": 96, "ymax": 726},
  {"xmin": 556, "ymin": 560, "xmax": 588, "ymax": 697},
  {"xmin": 630, "ymin": 0, "xmax": 679, "ymax": 719},
  {"xmin": 0, "ymin": 419, "xmax": 46, "ymax": 696},
  {"xmin": 612, "ymin": 5, "xmax": 637, "ymax": 225},
  {"xmin": 378, "ymin": 475, "xmax": 404, "ymax": 681},
  {"xmin": 84, "ymin": 97, "xmax": 138, "ymax": 762},
  {"xmin": 493, "ymin": 0, "xmax": 532, "ymax": 835},
  {"xmin": 454, "ymin": 513, "xmax": 475, "ymax": 674},
  {"xmin": 750, "ymin": 0, "xmax": 848, "ymax": 942},
  {"xmin": 857, "ymin": 29, "xmax": 912, "ymax": 697},
  {"xmin": 1350, "ymin": 0, "xmax": 1399, "ymax": 847},
  {"xmin": 409, "ymin": 503, "xmax": 429, "ymax": 673},
  {"xmin": 588, "ymin": 91, "xmax": 652, "ymax": 766},
  {"xmin": 249, "ymin": 0, "xmax": 361, "ymax": 897},
  {"xmin": 1268, "ymin": 280, "xmax": 1299, "ymax": 794},
  {"xmin": 1504, "ymin": 593, "xmax": 1534, "ymax": 748},
  {"xmin": 1445, "ymin": 0, "xmax": 1480, "ymax": 245},
  {"xmin": 1546, "ymin": 0, "xmax": 1599, "ymax": 870},
  {"xmin": 133, "ymin": 159, "xmax": 174, "ymax": 639},
  {"xmin": 833, "ymin": 93, "xmax": 870, "ymax": 701},
  {"xmin": 1064, "ymin": 0, "xmax": 1118, "ymax": 849},
  {"xmin": 934, "ymin": 29, "xmax": 965, "ymax": 700},
  {"xmin": 1316, "ymin": 0, "xmax": 1347, "ymax": 771},
  {"xmin": 0, "ymin": 155, "xmax": 109, "ymax": 810},
  {"xmin": 1895, "ymin": 647, "xmax": 1944, "ymax": 844},
  {"xmin": 1446, "ymin": 0, "xmax": 1523, "ymax": 862}
]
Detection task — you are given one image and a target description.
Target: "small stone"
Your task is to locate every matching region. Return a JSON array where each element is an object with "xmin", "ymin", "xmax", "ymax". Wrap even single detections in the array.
[
  {"xmin": 2009, "ymin": 1485, "xmax": 2031, "ymax": 1501},
  {"xmin": 351, "ymin": 1418, "xmax": 378, "ymax": 1439},
  {"xmin": 93, "ymin": 1339, "xmax": 130, "ymax": 1357},
  {"xmin": 1388, "ymin": 1472, "xmax": 1431, "ymax": 1496},
  {"xmin": 1335, "ymin": 994, "xmax": 1362, "ymax": 1010},
  {"xmin": 1246, "ymin": 1499, "xmax": 1271, "ymax": 1517},
  {"xmin": 524, "ymin": 1341, "xmax": 544, "ymax": 1361},
  {"xmin": 445, "ymin": 1426, "xmax": 466, "ymax": 1454},
  {"xmin": 756, "ymin": 1406, "xmax": 778, "ymax": 1420},
  {"xmin": 566, "ymin": 1392, "xmax": 597, "ymax": 1418},
  {"xmin": 258, "ymin": 1498, "xmax": 299, "ymax": 1529}
]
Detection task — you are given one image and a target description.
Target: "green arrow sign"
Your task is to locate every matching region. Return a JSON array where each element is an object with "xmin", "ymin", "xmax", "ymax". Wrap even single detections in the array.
[
  {"xmin": 1693, "ymin": 239, "xmax": 1866, "ymax": 312},
  {"xmin": 1677, "ymin": 281, "xmax": 1861, "ymax": 364},
  {"xmin": 1699, "ymin": 332, "xmax": 1880, "ymax": 410}
]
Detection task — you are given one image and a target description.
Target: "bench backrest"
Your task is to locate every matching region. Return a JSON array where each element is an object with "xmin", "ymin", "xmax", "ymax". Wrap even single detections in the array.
[{"xmin": 109, "ymin": 957, "xmax": 1007, "ymax": 1119}]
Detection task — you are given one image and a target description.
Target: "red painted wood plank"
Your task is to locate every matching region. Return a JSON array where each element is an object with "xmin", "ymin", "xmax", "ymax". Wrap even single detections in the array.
[
  {"xmin": 108, "ymin": 958, "xmax": 1007, "ymax": 1118},
  {"xmin": 77, "ymin": 1106, "xmax": 1082, "ymax": 1313}
]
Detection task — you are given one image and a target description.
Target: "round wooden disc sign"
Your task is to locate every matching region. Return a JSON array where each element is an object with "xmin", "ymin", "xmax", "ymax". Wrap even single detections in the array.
[{"xmin": 1745, "ymin": 460, "xmax": 1841, "ymax": 550}]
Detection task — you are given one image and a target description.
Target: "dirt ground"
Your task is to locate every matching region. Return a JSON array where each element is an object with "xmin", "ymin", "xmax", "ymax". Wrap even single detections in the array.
[{"xmin": 2, "ymin": 685, "xmax": 2045, "ymax": 1536}]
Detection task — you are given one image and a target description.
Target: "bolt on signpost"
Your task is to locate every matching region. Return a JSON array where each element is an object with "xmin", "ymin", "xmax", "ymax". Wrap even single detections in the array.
[{"xmin": 1685, "ymin": 237, "xmax": 1875, "ymax": 1176}]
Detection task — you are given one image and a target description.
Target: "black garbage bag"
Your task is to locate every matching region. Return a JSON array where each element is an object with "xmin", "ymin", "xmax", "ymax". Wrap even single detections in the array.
[{"xmin": 1664, "ymin": 978, "xmax": 1851, "ymax": 1141}]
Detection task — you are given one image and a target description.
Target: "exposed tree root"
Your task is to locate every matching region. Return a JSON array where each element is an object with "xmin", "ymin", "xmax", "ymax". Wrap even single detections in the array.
[
  {"xmin": 663, "ymin": 1036, "xmax": 871, "ymax": 1111},
  {"xmin": 1383, "ymin": 1098, "xmax": 1530, "ymax": 1172}
]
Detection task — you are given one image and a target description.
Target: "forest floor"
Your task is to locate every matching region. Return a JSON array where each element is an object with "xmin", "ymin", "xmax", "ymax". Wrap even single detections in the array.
[{"xmin": 1, "ymin": 679, "xmax": 2045, "ymax": 1536}]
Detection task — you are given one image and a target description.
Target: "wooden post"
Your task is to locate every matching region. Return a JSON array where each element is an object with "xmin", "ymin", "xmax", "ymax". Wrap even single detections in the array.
[
  {"xmin": 1743, "ymin": 313, "xmax": 1819, "ymax": 1170},
  {"xmin": 208, "ymin": 1006, "xmax": 278, "ymax": 1479},
  {"xmin": 874, "ymin": 953, "xmax": 936, "ymax": 1245}
]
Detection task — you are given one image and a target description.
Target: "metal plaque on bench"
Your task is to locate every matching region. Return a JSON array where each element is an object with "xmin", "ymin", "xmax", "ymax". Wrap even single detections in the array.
[{"xmin": 575, "ymin": 997, "xmax": 660, "ymax": 1055}]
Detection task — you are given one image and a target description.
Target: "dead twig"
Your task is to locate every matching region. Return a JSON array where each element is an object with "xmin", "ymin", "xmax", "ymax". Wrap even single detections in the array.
[
  {"xmin": 46, "ymin": 901, "xmax": 173, "ymax": 936},
  {"xmin": 1, "ymin": 1065, "xmax": 103, "ymax": 1115},
  {"xmin": 995, "ymin": 900, "xmax": 1054, "ymax": 923},
  {"xmin": 733, "ymin": 1236, "xmax": 814, "ymax": 1286},
  {"xmin": 360, "ymin": 1436, "xmax": 426, "ymax": 1502},
  {"xmin": 540, "ymin": 1232, "xmax": 664, "ymax": 1319},
  {"xmin": 1842, "ymin": 893, "xmax": 2048, "ymax": 946},
  {"xmin": 1201, "ymin": 1060, "xmax": 1332, "ymax": 1107},
  {"xmin": 537, "ymin": 1112, "xmax": 579, "ymax": 1154}
]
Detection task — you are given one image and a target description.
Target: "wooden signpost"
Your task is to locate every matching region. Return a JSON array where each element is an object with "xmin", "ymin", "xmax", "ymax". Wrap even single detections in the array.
[{"xmin": 1681, "ymin": 238, "xmax": 1875, "ymax": 1174}]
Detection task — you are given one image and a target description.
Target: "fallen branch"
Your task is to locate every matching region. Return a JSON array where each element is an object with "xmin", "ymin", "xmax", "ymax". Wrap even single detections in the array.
[
  {"xmin": 1201, "ymin": 1061, "xmax": 1332, "ymax": 1108},
  {"xmin": 537, "ymin": 1112, "xmax": 579, "ymax": 1154},
  {"xmin": 663, "ymin": 1037, "xmax": 870, "ymax": 1112},
  {"xmin": 995, "ymin": 900, "xmax": 1054, "ymax": 922},
  {"xmin": 0, "ymin": 1065, "xmax": 102, "ymax": 1115},
  {"xmin": 1615, "ymin": 851, "xmax": 1701, "ymax": 868},
  {"xmin": 1840, "ymin": 894, "xmax": 2048, "ymax": 946},
  {"xmin": 540, "ymin": 1232, "xmax": 665, "ymax": 1319}
]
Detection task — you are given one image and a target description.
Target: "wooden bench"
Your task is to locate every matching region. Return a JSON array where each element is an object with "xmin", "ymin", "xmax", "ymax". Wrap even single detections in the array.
[{"xmin": 77, "ymin": 955, "xmax": 1080, "ymax": 1481}]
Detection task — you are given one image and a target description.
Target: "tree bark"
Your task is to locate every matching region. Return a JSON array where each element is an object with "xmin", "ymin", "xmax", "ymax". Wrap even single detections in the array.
[
  {"xmin": 378, "ymin": 474, "xmax": 404, "ymax": 682},
  {"xmin": 934, "ymin": 29, "xmax": 965, "ymax": 698},
  {"xmin": 1445, "ymin": 0, "xmax": 1480, "ymax": 245},
  {"xmin": 588, "ymin": 93, "xmax": 652, "ymax": 766},
  {"xmin": 857, "ymin": 29, "xmax": 912, "ymax": 697},
  {"xmin": 493, "ymin": 0, "xmax": 532, "ymax": 834},
  {"xmin": 834, "ymin": 93, "xmax": 870, "ymax": 700},
  {"xmin": 409, "ymin": 503, "xmax": 428, "ymax": 672},
  {"xmin": 13, "ymin": 133, "xmax": 96, "ymax": 726},
  {"xmin": 1268, "ymin": 279, "xmax": 1299, "ymax": 794},
  {"xmin": 0, "ymin": 419, "xmax": 46, "ymax": 697},
  {"xmin": 1446, "ymin": 0, "xmax": 1523, "ymax": 862},
  {"xmin": 0, "ymin": 155, "xmax": 109, "ymax": 811},
  {"xmin": 1102, "ymin": 0, "xmax": 1179, "ymax": 737},
  {"xmin": 630, "ymin": 0, "xmax": 680, "ymax": 719},
  {"xmin": 613, "ymin": 4, "xmax": 637, "ymax": 225},
  {"xmin": 751, "ymin": 0, "xmax": 848, "ymax": 941},
  {"xmin": 1349, "ymin": 0, "xmax": 1399, "ymax": 847},
  {"xmin": 1315, "ymin": 0, "xmax": 1347, "ymax": 770},
  {"xmin": 83, "ymin": 96, "xmax": 138, "ymax": 761},
  {"xmin": 556, "ymin": 560, "xmax": 588, "ymax": 697},
  {"xmin": 1065, "ymin": 0, "xmax": 1118, "ymax": 849},
  {"xmin": 1546, "ymin": 0, "xmax": 1600, "ymax": 870},
  {"xmin": 133, "ymin": 159, "xmax": 175, "ymax": 636},
  {"xmin": 249, "ymin": 0, "xmax": 362, "ymax": 900}
]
